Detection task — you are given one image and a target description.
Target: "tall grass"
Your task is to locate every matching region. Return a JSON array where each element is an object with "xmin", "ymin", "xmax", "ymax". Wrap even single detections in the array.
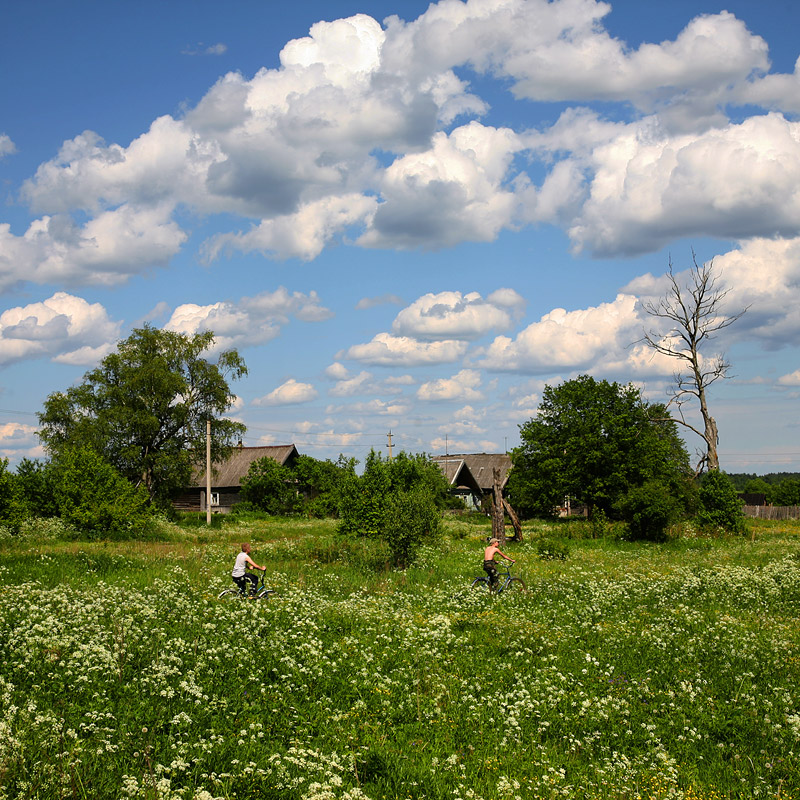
[{"xmin": 1, "ymin": 517, "xmax": 799, "ymax": 799}]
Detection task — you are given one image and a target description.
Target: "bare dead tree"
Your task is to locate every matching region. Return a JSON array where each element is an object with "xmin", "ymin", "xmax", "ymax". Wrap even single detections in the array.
[
  {"xmin": 503, "ymin": 497, "xmax": 523, "ymax": 542},
  {"xmin": 640, "ymin": 253, "xmax": 747, "ymax": 474}
]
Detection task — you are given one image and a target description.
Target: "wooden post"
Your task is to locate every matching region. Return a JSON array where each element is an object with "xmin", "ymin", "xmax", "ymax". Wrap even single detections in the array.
[
  {"xmin": 206, "ymin": 419, "xmax": 211, "ymax": 526},
  {"xmin": 491, "ymin": 467, "xmax": 506, "ymax": 545}
]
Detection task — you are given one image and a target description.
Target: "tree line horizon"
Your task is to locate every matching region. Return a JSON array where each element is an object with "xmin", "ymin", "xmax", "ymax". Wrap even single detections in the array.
[{"xmin": 2, "ymin": 254, "xmax": 783, "ymax": 545}]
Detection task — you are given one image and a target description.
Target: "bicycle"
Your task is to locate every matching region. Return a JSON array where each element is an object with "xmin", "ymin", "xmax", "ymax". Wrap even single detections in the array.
[
  {"xmin": 218, "ymin": 571, "xmax": 276, "ymax": 600},
  {"xmin": 471, "ymin": 562, "xmax": 526, "ymax": 594}
]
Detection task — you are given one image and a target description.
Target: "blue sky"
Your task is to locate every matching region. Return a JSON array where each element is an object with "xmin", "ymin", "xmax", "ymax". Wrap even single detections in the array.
[{"xmin": 2, "ymin": 0, "xmax": 800, "ymax": 473}]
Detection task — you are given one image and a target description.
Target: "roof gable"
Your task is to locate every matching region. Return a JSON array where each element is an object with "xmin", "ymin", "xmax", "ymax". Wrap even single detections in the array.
[
  {"xmin": 430, "ymin": 456, "xmax": 482, "ymax": 494},
  {"xmin": 438, "ymin": 452, "xmax": 512, "ymax": 491}
]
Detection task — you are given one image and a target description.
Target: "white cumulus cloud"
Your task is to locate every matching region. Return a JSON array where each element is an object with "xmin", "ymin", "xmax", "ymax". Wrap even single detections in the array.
[
  {"xmin": 7, "ymin": 1, "xmax": 800, "ymax": 288},
  {"xmin": 417, "ymin": 368, "xmax": 483, "ymax": 401},
  {"xmin": 0, "ymin": 293, "xmax": 120, "ymax": 366},
  {"xmin": 163, "ymin": 287, "xmax": 333, "ymax": 351},
  {"xmin": 392, "ymin": 289, "xmax": 522, "ymax": 341},
  {"xmin": 479, "ymin": 294, "xmax": 641, "ymax": 373},
  {"xmin": 339, "ymin": 332, "xmax": 467, "ymax": 366},
  {"xmin": 0, "ymin": 134, "xmax": 16, "ymax": 158},
  {"xmin": 253, "ymin": 378, "xmax": 318, "ymax": 406}
]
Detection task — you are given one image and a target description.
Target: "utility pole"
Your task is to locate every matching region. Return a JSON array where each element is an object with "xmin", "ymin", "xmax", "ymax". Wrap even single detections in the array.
[
  {"xmin": 206, "ymin": 419, "xmax": 212, "ymax": 525},
  {"xmin": 386, "ymin": 429, "xmax": 394, "ymax": 461}
]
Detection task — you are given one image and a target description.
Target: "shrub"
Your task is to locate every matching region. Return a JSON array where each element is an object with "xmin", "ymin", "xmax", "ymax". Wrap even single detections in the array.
[
  {"xmin": 383, "ymin": 487, "xmax": 443, "ymax": 568},
  {"xmin": 696, "ymin": 470, "xmax": 747, "ymax": 535},
  {"xmin": 616, "ymin": 480, "xmax": 685, "ymax": 542},
  {"xmin": 16, "ymin": 516, "xmax": 79, "ymax": 541},
  {"xmin": 50, "ymin": 446, "xmax": 154, "ymax": 539},
  {"xmin": 537, "ymin": 539, "xmax": 570, "ymax": 560},
  {"xmin": 336, "ymin": 450, "xmax": 449, "ymax": 567},
  {"xmin": 0, "ymin": 459, "xmax": 28, "ymax": 533},
  {"xmin": 240, "ymin": 457, "xmax": 299, "ymax": 515},
  {"xmin": 15, "ymin": 458, "xmax": 59, "ymax": 518},
  {"xmin": 589, "ymin": 508, "xmax": 611, "ymax": 538}
]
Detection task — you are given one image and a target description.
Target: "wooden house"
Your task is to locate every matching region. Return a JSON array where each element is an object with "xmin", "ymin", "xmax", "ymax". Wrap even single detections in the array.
[
  {"xmin": 430, "ymin": 455, "xmax": 484, "ymax": 509},
  {"xmin": 431, "ymin": 452, "xmax": 513, "ymax": 509},
  {"xmin": 172, "ymin": 444, "xmax": 299, "ymax": 514}
]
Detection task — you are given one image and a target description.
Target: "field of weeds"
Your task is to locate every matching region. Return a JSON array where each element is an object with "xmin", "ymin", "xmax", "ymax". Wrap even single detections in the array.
[{"xmin": 1, "ymin": 516, "xmax": 799, "ymax": 799}]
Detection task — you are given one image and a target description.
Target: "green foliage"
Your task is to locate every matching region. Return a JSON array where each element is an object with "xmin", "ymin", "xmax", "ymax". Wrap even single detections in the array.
[
  {"xmin": 743, "ymin": 477, "xmax": 771, "ymax": 499},
  {"xmin": 176, "ymin": 511, "xmax": 225, "ymax": 529},
  {"xmin": 14, "ymin": 458, "xmax": 59, "ymax": 518},
  {"xmin": 725, "ymin": 471, "xmax": 800, "ymax": 490},
  {"xmin": 536, "ymin": 538, "xmax": 570, "ymax": 560},
  {"xmin": 507, "ymin": 375, "xmax": 694, "ymax": 520},
  {"xmin": 696, "ymin": 470, "xmax": 747, "ymax": 534},
  {"xmin": 772, "ymin": 478, "xmax": 800, "ymax": 506},
  {"xmin": 50, "ymin": 446, "xmax": 154, "ymax": 539},
  {"xmin": 590, "ymin": 507, "xmax": 611, "ymax": 538},
  {"xmin": 336, "ymin": 450, "xmax": 449, "ymax": 566},
  {"xmin": 292, "ymin": 454, "xmax": 355, "ymax": 518},
  {"xmin": 616, "ymin": 479, "xmax": 685, "ymax": 541},
  {"xmin": 38, "ymin": 326, "xmax": 247, "ymax": 507},
  {"xmin": 240, "ymin": 456, "xmax": 298, "ymax": 515},
  {"xmin": 725, "ymin": 472, "xmax": 800, "ymax": 506},
  {"xmin": 0, "ymin": 459, "xmax": 28, "ymax": 532},
  {"xmin": 239, "ymin": 454, "xmax": 355, "ymax": 517},
  {"xmin": 383, "ymin": 486, "xmax": 443, "ymax": 567}
]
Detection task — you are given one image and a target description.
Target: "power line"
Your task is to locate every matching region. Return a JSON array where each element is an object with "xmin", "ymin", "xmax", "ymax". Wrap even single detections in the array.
[{"xmin": 0, "ymin": 408, "xmax": 39, "ymax": 417}]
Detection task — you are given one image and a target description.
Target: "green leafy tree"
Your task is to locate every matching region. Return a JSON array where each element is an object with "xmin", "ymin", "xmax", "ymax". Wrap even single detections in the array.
[
  {"xmin": 292, "ymin": 454, "xmax": 355, "ymax": 518},
  {"xmin": 696, "ymin": 470, "xmax": 746, "ymax": 534},
  {"xmin": 337, "ymin": 450, "xmax": 448, "ymax": 566},
  {"xmin": 743, "ymin": 477, "xmax": 772, "ymax": 501},
  {"xmin": 0, "ymin": 459, "xmax": 28, "ymax": 532},
  {"xmin": 50, "ymin": 446, "xmax": 153, "ymax": 538},
  {"xmin": 615, "ymin": 480, "xmax": 685, "ymax": 541},
  {"xmin": 240, "ymin": 457, "xmax": 299, "ymax": 515},
  {"xmin": 383, "ymin": 485, "xmax": 444, "ymax": 567},
  {"xmin": 772, "ymin": 478, "xmax": 800, "ymax": 506},
  {"xmin": 15, "ymin": 458, "xmax": 59, "ymax": 518},
  {"xmin": 507, "ymin": 375, "xmax": 693, "ymax": 519},
  {"xmin": 239, "ymin": 454, "xmax": 355, "ymax": 517},
  {"xmin": 38, "ymin": 326, "xmax": 246, "ymax": 507}
]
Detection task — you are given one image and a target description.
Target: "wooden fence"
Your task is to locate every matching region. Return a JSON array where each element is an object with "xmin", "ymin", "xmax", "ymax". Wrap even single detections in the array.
[{"xmin": 742, "ymin": 505, "xmax": 800, "ymax": 520}]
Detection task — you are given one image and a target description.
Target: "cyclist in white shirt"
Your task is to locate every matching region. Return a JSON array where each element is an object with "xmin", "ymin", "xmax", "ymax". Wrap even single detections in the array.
[{"xmin": 231, "ymin": 543, "xmax": 266, "ymax": 595}]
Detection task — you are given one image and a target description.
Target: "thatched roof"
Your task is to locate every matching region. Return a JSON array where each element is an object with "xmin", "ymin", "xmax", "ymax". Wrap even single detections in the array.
[
  {"xmin": 435, "ymin": 453, "xmax": 512, "ymax": 492},
  {"xmin": 430, "ymin": 456, "xmax": 483, "ymax": 494},
  {"xmin": 192, "ymin": 444, "xmax": 299, "ymax": 488}
]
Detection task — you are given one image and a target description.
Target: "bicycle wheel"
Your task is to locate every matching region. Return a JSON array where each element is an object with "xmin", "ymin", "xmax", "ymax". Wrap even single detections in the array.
[
  {"xmin": 217, "ymin": 588, "xmax": 243, "ymax": 600},
  {"xmin": 471, "ymin": 577, "xmax": 492, "ymax": 592},
  {"xmin": 255, "ymin": 588, "xmax": 277, "ymax": 600},
  {"xmin": 504, "ymin": 577, "xmax": 526, "ymax": 593}
]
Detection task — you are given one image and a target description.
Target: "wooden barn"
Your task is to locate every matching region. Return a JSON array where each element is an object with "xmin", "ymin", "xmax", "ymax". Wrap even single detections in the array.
[{"xmin": 172, "ymin": 444, "xmax": 299, "ymax": 514}]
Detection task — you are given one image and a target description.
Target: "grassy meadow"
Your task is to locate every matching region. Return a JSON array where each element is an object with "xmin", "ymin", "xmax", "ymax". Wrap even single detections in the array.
[{"xmin": 1, "ymin": 515, "xmax": 800, "ymax": 800}]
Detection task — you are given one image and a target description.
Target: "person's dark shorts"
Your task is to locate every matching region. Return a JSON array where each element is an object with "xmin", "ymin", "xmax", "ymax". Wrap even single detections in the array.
[
  {"xmin": 233, "ymin": 573, "xmax": 258, "ymax": 594},
  {"xmin": 483, "ymin": 560, "xmax": 498, "ymax": 585}
]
